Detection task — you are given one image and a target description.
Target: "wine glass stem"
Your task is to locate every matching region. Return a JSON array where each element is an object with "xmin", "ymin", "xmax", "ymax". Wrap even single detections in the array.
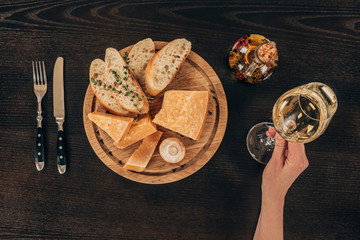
[{"xmin": 265, "ymin": 136, "xmax": 275, "ymax": 147}]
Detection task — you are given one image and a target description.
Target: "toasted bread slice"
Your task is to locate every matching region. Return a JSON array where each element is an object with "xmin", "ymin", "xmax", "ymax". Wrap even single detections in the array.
[
  {"xmin": 124, "ymin": 131, "xmax": 163, "ymax": 172},
  {"xmin": 153, "ymin": 90, "xmax": 210, "ymax": 140},
  {"xmin": 129, "ymin": 38, "xmax": 155, "ymax": 90},
  {"xmin": 145, "ymin": 38, "xmax": 191, "ymax": 96},
  {"xmin": 104, "ymin": 48, "xmax": 149, "ymax": 114},
  {"xmin": 89, "ymin": 59, "xmax": 136, "ymax": 117},
  {"xmin": 114, "ymin": 114, "xmax": 157, "ymax": 149},
  {"xmin": 88, "ymin": 112, "xmax": 133, "ymax": 143}
]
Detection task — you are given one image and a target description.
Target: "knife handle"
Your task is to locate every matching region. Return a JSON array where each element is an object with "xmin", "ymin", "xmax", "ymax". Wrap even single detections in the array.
[
  {"xmin": 56, "ymin": 122, "xmax": 66, "ymax": 174},
  {"xmin": 35, "ymin": 127, "xmax": 45, "ymax": 170}
]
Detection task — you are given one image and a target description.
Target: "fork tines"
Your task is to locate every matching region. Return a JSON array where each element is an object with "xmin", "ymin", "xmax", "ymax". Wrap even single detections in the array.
[{"xmin": 32, "ymin": 61, "xmax": 47, "ymax": 85}]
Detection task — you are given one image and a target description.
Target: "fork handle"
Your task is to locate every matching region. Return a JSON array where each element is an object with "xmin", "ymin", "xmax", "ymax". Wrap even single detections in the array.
[
  {"xmin": 56, "ymin": 122, "xmax": 66, "ymax": 174},
  {"xmin": 35, "ymin": 127, "xmax": 45, "ymax": 166},
  {"xmin": 35, "ymin": 108, "xmax": 45, "ymax": 171}
]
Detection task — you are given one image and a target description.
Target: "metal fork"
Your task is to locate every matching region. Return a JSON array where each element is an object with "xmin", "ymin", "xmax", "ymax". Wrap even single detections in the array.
[{"xmin": 33, "ymin": 61, "xmax": 47, "ymax": 171}]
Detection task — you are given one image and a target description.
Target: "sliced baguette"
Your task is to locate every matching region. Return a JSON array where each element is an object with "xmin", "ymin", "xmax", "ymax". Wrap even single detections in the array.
[
  {"xmin": 88, "ymin": 112, "xmax": 133, "ymax": 143},
  {"xmin": 145, "ymin": 38, "xmax": 191, "ymax": 96},
  {"xmin": 128, "ymin": 38, "xmax": 155, "ymax": 90},
  {"xmin": 124, "ymin": 131, "xmax": 163, "ymax": 172},
  {"xmin": 104, "ymin": 48, "xmax": 149, "ymax": 114},
  {"xmin": 90, "ymin": 59, "xmax": 136, "ymax": 117}
]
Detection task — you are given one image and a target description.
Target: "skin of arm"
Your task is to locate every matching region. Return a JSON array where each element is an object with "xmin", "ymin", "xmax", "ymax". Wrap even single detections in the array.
[{"xmin": 253, "ymin": 127, "xmax": 309, "ymax": 240}]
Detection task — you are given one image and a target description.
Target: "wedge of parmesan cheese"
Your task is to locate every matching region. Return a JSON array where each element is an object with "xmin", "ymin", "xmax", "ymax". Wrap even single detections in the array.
[
  {"xmin": 124, "ymin": 131, "xmax": 163, "ymax": 172},
  {"xmin": 88, "ymin": 112, "xmax": 133, "ymax": 143},
  {"xmin": 153, "ymin": 90, "xmax": 210, "ymax": 140},
  {"xmin": 114, "ymin": 114, "xmax": 157, "ymax": 148}
]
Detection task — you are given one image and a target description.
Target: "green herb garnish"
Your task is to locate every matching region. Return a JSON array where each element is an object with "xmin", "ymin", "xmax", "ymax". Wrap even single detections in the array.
[{"xmin": 103, "ymin": 52, "xmax": 144, "ymax": 113}]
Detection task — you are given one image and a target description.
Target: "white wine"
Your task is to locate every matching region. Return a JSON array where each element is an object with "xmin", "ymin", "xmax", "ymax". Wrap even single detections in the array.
[
  {"xmin": 272, "ymin": 83, "xmax": 337, "ymax": 143},
  {"xmin": 247, "ymin": 82, "xmax": 337, "ymax": 164}
]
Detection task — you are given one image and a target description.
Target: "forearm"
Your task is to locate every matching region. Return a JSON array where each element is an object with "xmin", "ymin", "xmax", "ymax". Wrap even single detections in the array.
[{"xmin": 253, "ymin": 197, "xmax": 284, "ymax": 240}]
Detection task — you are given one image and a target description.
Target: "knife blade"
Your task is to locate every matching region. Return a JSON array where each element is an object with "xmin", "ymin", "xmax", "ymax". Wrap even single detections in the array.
[{"xmin": 53, "ymin": 57, "xmax": 66, "ymax": 174}]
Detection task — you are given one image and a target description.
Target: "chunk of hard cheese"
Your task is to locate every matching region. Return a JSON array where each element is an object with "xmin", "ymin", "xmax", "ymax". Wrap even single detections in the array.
[
  {"xmin": 124, "ymin": 131, "xmax": 163, "ymax": 172},
  {"xmin": 114, "ymin": 114, "xmax": 157, "ymax": 149},
  {"xmin": 88, "ymin": 112, "xmax": 133, "ymax": 143},
  {"xmin": 153, "ymin": 90, "xmax": 210, "ymax": 140}
]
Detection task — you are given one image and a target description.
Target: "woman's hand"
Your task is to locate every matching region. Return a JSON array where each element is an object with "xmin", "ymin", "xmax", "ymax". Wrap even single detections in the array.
[
  {"xmin": 262, "ymin": 127, "xmax": 309, "ymax": 204},
  {"xmin": 254, "ymin": 127, "xmax": 309, "ymax": 240}
]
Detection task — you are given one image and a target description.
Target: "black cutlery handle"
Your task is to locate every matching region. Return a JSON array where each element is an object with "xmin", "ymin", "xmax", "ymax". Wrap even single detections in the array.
[
  {"xmin": 57, "ymin": 130, "xmax": 66, "ymax": 166},
  {"xmin": 35, "ymin": 127, "xmax": 45, "ymax": 163}
]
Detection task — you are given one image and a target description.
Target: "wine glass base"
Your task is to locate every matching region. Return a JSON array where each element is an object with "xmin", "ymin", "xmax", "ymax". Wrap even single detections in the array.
[{"xmin": 246, "ymin": 122, "xmax": 275, "ymax": 165}]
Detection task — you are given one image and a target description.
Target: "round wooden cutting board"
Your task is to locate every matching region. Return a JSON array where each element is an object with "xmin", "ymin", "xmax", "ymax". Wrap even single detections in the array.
[{"xmin": 83, "ymin": 41, "xmax": 228, "ymax": 184}]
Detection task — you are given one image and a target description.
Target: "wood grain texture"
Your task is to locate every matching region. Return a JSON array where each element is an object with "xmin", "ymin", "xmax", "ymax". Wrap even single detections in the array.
[
  {"xmin": 0, "ymin": 0, "xmax": 359, "ymax": 239},
  {"xmin": 83, "ymin": 41, "xmax": 228, "ymax": 184}
]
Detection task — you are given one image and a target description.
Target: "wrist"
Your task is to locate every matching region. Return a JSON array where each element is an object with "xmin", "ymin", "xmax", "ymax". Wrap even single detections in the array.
[{"xmin": 262, "ymin": 194, "xmax": 285, "ymax": 209}]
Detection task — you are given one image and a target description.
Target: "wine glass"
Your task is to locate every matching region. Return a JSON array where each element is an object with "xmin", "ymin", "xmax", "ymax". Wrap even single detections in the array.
[{"xmin": 247, "ymin": 82, "xmax": 338, "ymax": 164}]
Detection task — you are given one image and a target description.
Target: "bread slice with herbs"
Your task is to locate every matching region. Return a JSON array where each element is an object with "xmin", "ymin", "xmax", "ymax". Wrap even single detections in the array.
[
  {"xmin": 104, "ymin": 47, "xmax": 149, "ymax": 114},
  {"xmin": 145, "ymin": 38, "xmax": 191, "ymax": 96},
  {"xmin": 128, "ymin": 38, "xmax": 155, "ymax": 90},
  {"xmin": 90, "ymin": 59, "xmax": 136, "ymax": 117}
]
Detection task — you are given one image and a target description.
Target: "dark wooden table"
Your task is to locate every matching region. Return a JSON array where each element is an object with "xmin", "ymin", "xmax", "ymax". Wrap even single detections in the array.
[{"xmin": 1, "ymin": 1, "xmax": 359, "ymax": 239}]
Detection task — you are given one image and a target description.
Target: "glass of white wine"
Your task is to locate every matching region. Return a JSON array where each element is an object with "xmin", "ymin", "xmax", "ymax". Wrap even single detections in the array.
[{"xmin": 246, "ymin": 82, "xmax": 338, "ymax": 164}]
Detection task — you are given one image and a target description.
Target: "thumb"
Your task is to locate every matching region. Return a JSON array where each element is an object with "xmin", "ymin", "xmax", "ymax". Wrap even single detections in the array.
[
  {"xmin": 270, "ymin": 133, "xmax": 287, "ymax": 165},
  {"xmin": 286, "ymin": 142, "xmax": 308, "ymax": 168}
]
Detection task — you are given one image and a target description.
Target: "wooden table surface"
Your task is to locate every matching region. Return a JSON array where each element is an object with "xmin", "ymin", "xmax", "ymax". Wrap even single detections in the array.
[{"xmin": 1, "ymin": 1, "xmax": 359, "ymax": 239}]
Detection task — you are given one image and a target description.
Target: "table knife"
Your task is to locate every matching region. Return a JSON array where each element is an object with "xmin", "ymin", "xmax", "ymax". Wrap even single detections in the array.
[{"xmin": 53, "ymin": 57, "xmax": 66, "ymax": 174}]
